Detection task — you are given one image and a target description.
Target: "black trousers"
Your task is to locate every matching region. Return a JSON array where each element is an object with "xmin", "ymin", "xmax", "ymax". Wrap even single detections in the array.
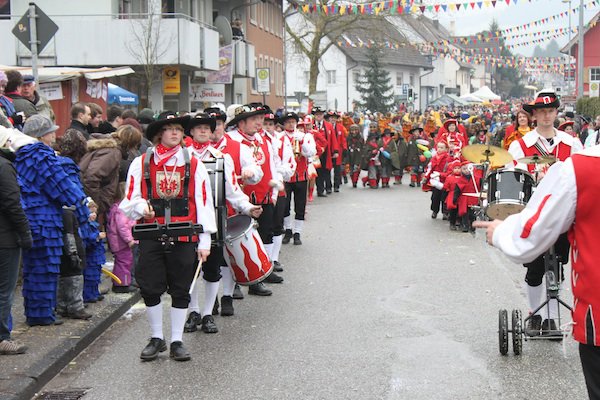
[
  {"xmin": 202, "ymin": 244, "xmax": 225, "ymax": 283},
  {"xmin": 316, "ymin": 167, "xmax": 332, "ymax": 194},
  {"xmin": 284, "ymin": 181, "xmax": 308, "ymax": 221},
  {"xmin": 333, "ymin": 164, "xmax": 342, "ymax": 189},
  {"xmin": 273, "ymin": 195, "xmax": 288, "ymax": 236},
  {"xmin": 256, "ymin": 203, "xmax": 274, "ymax": 245},
  {"xmin": 580, "ymin": 343, "xmax": 600, "ymax": 400},
  {"xmin": 524, "ymin": 233, "xmax": 570, "ymax": 286},
  {"xmin": 430, "ymin": 188, "xmax": 447, "ymax": 214},
  {"xmin": 136, "ymin": 240, "xmax": 196, "ymax": 309}
]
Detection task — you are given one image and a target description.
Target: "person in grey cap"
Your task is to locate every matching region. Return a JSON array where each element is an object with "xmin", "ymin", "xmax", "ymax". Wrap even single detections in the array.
[
  {"xmin": 21, "ymin": 75, "xmax": 55, "ymax": 122},
  {"xmin": 23, "ymin": 114, "xmax": 59, "ymax": 147}
]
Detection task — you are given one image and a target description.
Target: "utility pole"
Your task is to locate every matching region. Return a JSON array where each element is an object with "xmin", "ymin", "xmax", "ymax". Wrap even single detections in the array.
[
  {"xmin": 28, "ymin": 3, "xmax": 39, "ymax": 82},
  {"xmin": 577, "ymin": 0, "xmax": 584, "ymax": 99}
]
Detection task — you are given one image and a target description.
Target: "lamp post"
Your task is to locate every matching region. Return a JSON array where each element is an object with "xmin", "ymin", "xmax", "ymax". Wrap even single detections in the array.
[{"xmin": 562, "ymin": 0, "xmax": 573, "ymax": 95}]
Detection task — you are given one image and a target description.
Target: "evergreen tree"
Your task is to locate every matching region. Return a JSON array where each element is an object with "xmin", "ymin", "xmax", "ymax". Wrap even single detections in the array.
[{"xmin": 354, "ymin": 47, "xmax": 395, "ymax": 112}]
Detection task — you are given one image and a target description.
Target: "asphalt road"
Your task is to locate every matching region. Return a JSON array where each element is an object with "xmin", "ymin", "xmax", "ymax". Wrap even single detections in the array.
[{"xmin": 38, "ymin": 180, "xmax": 588, "ymax": 400}]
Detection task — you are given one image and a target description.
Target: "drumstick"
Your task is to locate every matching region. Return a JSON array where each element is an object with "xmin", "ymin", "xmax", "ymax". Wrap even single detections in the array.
[
  {"xmin": 189, "ymin": 259, "xmax": 203, "ymax": 295},
  {"xmin": 102, "ymin": 268, "xmax": 122, "ymax": 285}
]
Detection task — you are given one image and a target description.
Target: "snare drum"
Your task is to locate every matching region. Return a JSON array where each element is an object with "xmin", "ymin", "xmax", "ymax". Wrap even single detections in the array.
[
  {"xmin": 486, "ymin": 169, "xmax": 534, "ymax": 220},
  {"xmin": 224, "ymin": 215, "xmax": 273, "ymax": 286}
]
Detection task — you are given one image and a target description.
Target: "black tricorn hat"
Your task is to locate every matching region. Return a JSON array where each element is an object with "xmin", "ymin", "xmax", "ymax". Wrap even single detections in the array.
[
  {"xmin": 279, "ymin": 112, "xmax": 299, "ymax": 125},
  {"xmin": 145, "ymin": 111, "xmax": 191, "ymax": 141},
  {"xmin": 203, "ymin": 107, "xmax": 227, "ymax": 122},
  {"xmin": 186, "ymin": 113, "xmax": 216, "ymax": 135},
  {"xmin": 523, "ymin": 90, "xmax": 560, "ymax": 114}
]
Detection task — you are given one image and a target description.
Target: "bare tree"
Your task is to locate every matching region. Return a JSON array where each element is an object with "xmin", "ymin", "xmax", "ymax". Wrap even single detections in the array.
[
  {"xmin": 126, "ymin": 0, "xmax": 172, "ymax": 108},
  {"xmin": 285, "ymin": 2, "xmax": 395, "ymax": 102}
]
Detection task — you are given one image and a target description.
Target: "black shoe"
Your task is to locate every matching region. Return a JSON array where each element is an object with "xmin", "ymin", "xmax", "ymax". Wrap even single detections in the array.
[
  {"xmin": 200, "ymin": 315, "xmax": 218, "ymax": 333},
  {"xmin": 409, "ymin": 183, "xmax": 416, "ymax": 187},
  {"xmin": 169, "ymin": 341, "xmax": 191, "ymax": 361},
  {"xmin": 184, "ymin": 311, "xmax": 201, "ymax": 333},
  {"xmin": 282, "ymin": 229, "xmax": 292, "ymax": 244},
  {"xmin": 352, "ymin": 183, "xmax": 357, "ymax": 188},
  {"xmin": 317, "ymin": 193, "xmax": 327, "ymax": 197},
  {"xmin": 442, "ymin": 213, "xmax": 448, "ymax": 221},
  {"xmin": 449, "ymin": 225, "xmax": 457, "ymax": 231},
  {"xmin": 526, "ymin": 315, "xmax": 542, "ymax": 336},
  {"xmin": 343, "ymin": 177, "xmax": 348, "ymax": 184},
  {"xmin": 265, "ymin": 272, "xmax": 284, "ymax": 284},
  {"xmin": 461, "ymin": 225, "xmax": 469, "ymax": 233},
  {"xmin": 326, "ymin": 190, "xmax": 332, "ymax": 194},
  {"xmin": 431, "ymin": 212, "xmax": 438, "ymax": 219},
  {"xmin": 112, "ymin": 285, "xmax": 137, "ymax": 293},
  {"xmin": 541, "ymin": 319, "xmax": 562, "ymax": 339},
  {"xmin": 212, "ymin": 297, "xmax": 219, "ymax": 316},
  {"xmin": 140, "ymin": 338, "xmax": 167, "ymax": 361},
  {"xmin": 248, "ymin": 282, "xmax": 272, "ymax": 296},
  {"xmin": 293, "ymin": 233, "xmax": 302, "ymax": 245},
  {"xmin": 220, "ymin": 296, "xmax": 234, "ymax": 317},
  {"xmin": 232, "ymin": 284, "xmax": 244, "ymax": 300},
  {"xmin": 273, "ymin": 260, "xmax": 284, "ymax": 272},
  {"xmin": 334, "ymin": 188, "xmax": 339, "ymax": 192}
]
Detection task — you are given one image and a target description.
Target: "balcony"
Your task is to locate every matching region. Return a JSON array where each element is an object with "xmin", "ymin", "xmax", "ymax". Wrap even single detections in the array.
[
  {"xmin": 0, "ymin": 13, "xmax": 219, "ymax": 70},
  {"xmin": 233, "ymin": 39, "xmax": 256, "ymax": 78}
]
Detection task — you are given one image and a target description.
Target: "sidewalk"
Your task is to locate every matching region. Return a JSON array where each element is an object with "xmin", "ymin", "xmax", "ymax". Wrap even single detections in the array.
[{"xmin": 0, "ymin": 272, "xmax": 140, "ymax": 400}]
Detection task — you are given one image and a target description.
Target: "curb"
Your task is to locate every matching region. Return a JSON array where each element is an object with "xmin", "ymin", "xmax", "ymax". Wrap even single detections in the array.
[{"xmin": 4, "ymin": 292, "xmax": 141, "ymax": 400}]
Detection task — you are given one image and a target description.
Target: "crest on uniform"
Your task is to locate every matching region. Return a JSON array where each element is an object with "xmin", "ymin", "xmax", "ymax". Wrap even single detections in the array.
[
  {"xmin": 253, "ymin": 145, "xmax": 266, "ymax": 165},
  {"xmin": 156, "ymin": 171, "xmax": 181, "ymax": 199}
]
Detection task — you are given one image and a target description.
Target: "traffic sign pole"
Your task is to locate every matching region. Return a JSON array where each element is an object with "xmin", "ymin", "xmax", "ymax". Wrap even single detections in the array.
[{"xmin": 28, "ymin": 3, "xmax": 39, "ymax": 82}]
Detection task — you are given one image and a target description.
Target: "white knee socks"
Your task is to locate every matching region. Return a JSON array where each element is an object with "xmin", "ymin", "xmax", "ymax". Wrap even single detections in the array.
[
  {"xmin": 293, "ymin": 219, "xmax": 304, "ymax": 234},
  {"xmin": 170, "ymin": 307, "xmax": 188, "ymax": 343},
  {"xmin": 283, "ymin": 216, "xmax": 292, "ymax": 230},
  {"xmin": 188, "ymin": 280, "xmax": 200, "ymax": 314},
  {"xmin": 202, "ymin": 281, "xmax": 220, "ymax": 317},
  {"xmin": 221, "ymin": 266, "xmax": 235, "ymax": 297},
  {"xmin": 526, "ymin": 284, "xmax": 545, "ymax": 316},
  {"xmin": 264, "ymin": 243, "xmax": 274, "ymax": 261},
  {"xmin": 271, "ymin": 235, "xmax": 283, "ymax": 263},
  {"xmin": 146, "ymin": 303, "xmax": 164, "ymax": 340}
]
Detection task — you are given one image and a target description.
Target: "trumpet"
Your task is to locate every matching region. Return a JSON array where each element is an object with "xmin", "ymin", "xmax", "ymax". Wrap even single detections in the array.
[{"xmin": 293, "ymin": 138, "xmax": 301, "ymax": 156}]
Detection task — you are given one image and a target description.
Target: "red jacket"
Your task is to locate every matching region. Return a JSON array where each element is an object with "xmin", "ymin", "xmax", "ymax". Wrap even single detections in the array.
[
  {"xmin": 443, "ymin": 173, "xmax": 461, "ymax": 210},
  {"xmin": 454, "ymin": 171, "xmax": 482, "ymax": 216},
  {"xmin": 314, "ymin": 120, "xmax": 339, "ymax": 170},
  {"xmin": 332, "ymin": 123, "xmax": 348, "ymax": 166}
]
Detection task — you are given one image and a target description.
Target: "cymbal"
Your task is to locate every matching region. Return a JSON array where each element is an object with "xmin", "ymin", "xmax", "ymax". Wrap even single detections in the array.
[
  {"xmin": 461, "ymin": 144, "xmax": 513, "ymax": 166},
  {"xmin": 463, "ymin": 192, "xmax": 487, "ymax": 199},
  {"xmin": 517, "ymin": 155, "xmax": 557, "ymax": 165}
]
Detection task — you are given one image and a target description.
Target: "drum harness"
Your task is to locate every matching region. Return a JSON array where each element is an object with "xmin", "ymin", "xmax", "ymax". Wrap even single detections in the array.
[{"xmin": 131, "ymin": 147, "xmax": 203, "ymax": 251}]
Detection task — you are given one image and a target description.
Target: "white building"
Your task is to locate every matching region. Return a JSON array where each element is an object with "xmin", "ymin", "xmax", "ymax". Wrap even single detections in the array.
[
  {"xmin": 0, "ymin": 0, "xmax": 258, "ymax": 111},
  {"xmin": 388, "ymin": 15, "xmax": 473, "ymax": 109},
  {"xmin": 285, "ymin": 13, "xmax": 432, "ymax": 112}
]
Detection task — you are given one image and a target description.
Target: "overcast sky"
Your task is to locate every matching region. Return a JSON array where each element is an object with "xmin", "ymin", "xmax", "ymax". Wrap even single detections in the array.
[{"xmin": 431, "ymin": 0, "xmax": 597, "ymax": 56}]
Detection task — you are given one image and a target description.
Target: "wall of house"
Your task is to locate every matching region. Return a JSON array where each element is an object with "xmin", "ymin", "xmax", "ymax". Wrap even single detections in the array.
[
  {"xmin": 245, "ymin": 1, "xmax": 284, "ymax": 109},
  {"xmin": 571, "ymin": 23, "xmax": 600, "ymax": 97}
]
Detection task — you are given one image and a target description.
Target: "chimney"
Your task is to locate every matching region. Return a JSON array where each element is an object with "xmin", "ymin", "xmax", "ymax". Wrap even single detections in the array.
[{"xmin": 449, "ymin": 20, "xmax": 456, "ymax": 36}]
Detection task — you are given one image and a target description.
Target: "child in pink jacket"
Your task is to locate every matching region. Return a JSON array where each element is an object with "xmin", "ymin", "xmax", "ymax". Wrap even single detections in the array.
[{"xmin": 106, "ymin": 184, "xmax": 137, "ymax": 293}]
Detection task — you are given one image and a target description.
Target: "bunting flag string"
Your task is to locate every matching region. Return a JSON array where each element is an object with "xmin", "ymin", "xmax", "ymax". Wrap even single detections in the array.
[{"xmin": 292, "ymin": 0, "xmax": 597, "ymax": 23}]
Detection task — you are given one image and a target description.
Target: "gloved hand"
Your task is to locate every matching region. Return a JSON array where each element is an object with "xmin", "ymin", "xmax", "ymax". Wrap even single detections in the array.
[{"xmin": 17, "ymin": 230, "xmax": 33, "ymax": 250}]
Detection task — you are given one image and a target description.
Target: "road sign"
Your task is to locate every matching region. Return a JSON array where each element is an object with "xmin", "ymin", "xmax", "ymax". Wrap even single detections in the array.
[
  {"xmin": 12, "ymin": 4, "xmax": 58, "ymax": 54},
  {"xmin": 256, "ymin": 68, "xmax": 270, "ymax": 93}
]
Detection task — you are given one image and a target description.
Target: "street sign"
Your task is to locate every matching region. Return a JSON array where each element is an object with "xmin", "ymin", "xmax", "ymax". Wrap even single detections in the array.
[
  {"xmin": 402, "ymin": 84, "xmax": 409, "ymax": 95},
  {"xmin": 256, "ymin": 68, "xmax": 270, "ymax": 93},
  {"xmin": 12, "ymin": 4, "xmax": 58, "ymax": 54}
]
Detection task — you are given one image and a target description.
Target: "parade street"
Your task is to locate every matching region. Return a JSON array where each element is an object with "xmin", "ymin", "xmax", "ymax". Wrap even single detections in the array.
[{"xmin": 39, "ymin": 183, "xmax": 587, "ymax": 400}]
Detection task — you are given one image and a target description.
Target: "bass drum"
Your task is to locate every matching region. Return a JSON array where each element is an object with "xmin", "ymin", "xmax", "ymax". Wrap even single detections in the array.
[
  {"xmin": 486, "ymin": 169, "xmax": 534, "ymax": 220},
  {"xmin": 203, "ymin": 157, "xmax": 227, "ymax": 245},
  {"xmin": 224, "ymin": 215, "xmax": 273, "ymax": 286}
]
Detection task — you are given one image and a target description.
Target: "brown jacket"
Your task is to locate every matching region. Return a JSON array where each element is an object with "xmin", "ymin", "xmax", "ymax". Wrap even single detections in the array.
[{"xmin": 79, "ymin": 138, "xmax": 121, "ymax": 217}]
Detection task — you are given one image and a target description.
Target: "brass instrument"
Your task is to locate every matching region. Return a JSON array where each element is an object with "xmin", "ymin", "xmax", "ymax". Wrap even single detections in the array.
[{"xmin": 293, "ymin": 138, "xmax": 301, "ymax": 156}]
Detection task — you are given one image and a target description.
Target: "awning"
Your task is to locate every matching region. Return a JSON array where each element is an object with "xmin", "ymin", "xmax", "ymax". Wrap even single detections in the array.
[{"xmin": 107, "ymin": 83, "xmax": 138, "ymax": 105}]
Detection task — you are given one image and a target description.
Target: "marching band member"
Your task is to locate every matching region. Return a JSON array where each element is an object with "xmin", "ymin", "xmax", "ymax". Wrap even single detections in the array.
[
  {"xmin": 208, "ymin": 106, "xmax": 263, "ymax": 300},
  {"xmin": 120, "ymin": 113, "xmax": 217, "ymax": 362},
  {"xmin": 474, "ymin": 145, "xmax": 600, "ymax": 400},
  {"xmin": 264, "ymin": 112, "xmax": 296, "ymax": 267},
  {"xmin": 184, "ymin": 113, "xmax": 262, "ymax": 333},
  {"xmin": 313, "ymin": 107, "xmax": 339, "ymax": 197},
  {"xmin": 506, "ymin": 90, "xmax": 583, "ymax": 336},
  {"xmin": 226, "ymin": 104, "xmax": 280, "ymax": 296},
  {"xmin": 281, "ymin": 112, "xmax": 315, "ymax": 246}
]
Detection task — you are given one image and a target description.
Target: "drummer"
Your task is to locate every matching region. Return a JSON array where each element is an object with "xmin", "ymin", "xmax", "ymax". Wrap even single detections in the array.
[
  {"xmin": 184, "ymin": 113, "xmax": 262, "ymax": 334},
  {"xmin": 120, "ymin": 112, "xmax": 217, "ymax": 362},
  {"xmin": 505, "ymin": 90, "xmax": 583, "ymax": 337}
]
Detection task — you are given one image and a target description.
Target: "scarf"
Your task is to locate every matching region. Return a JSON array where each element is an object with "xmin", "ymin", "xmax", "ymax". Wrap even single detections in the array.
[
  {"xmin": 192, "ymin": 141, "xmax": 210, "ymax": 153},
  {"xmin": 154, "ymin": 144, "xmax": 180, "ymax": 167}
]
